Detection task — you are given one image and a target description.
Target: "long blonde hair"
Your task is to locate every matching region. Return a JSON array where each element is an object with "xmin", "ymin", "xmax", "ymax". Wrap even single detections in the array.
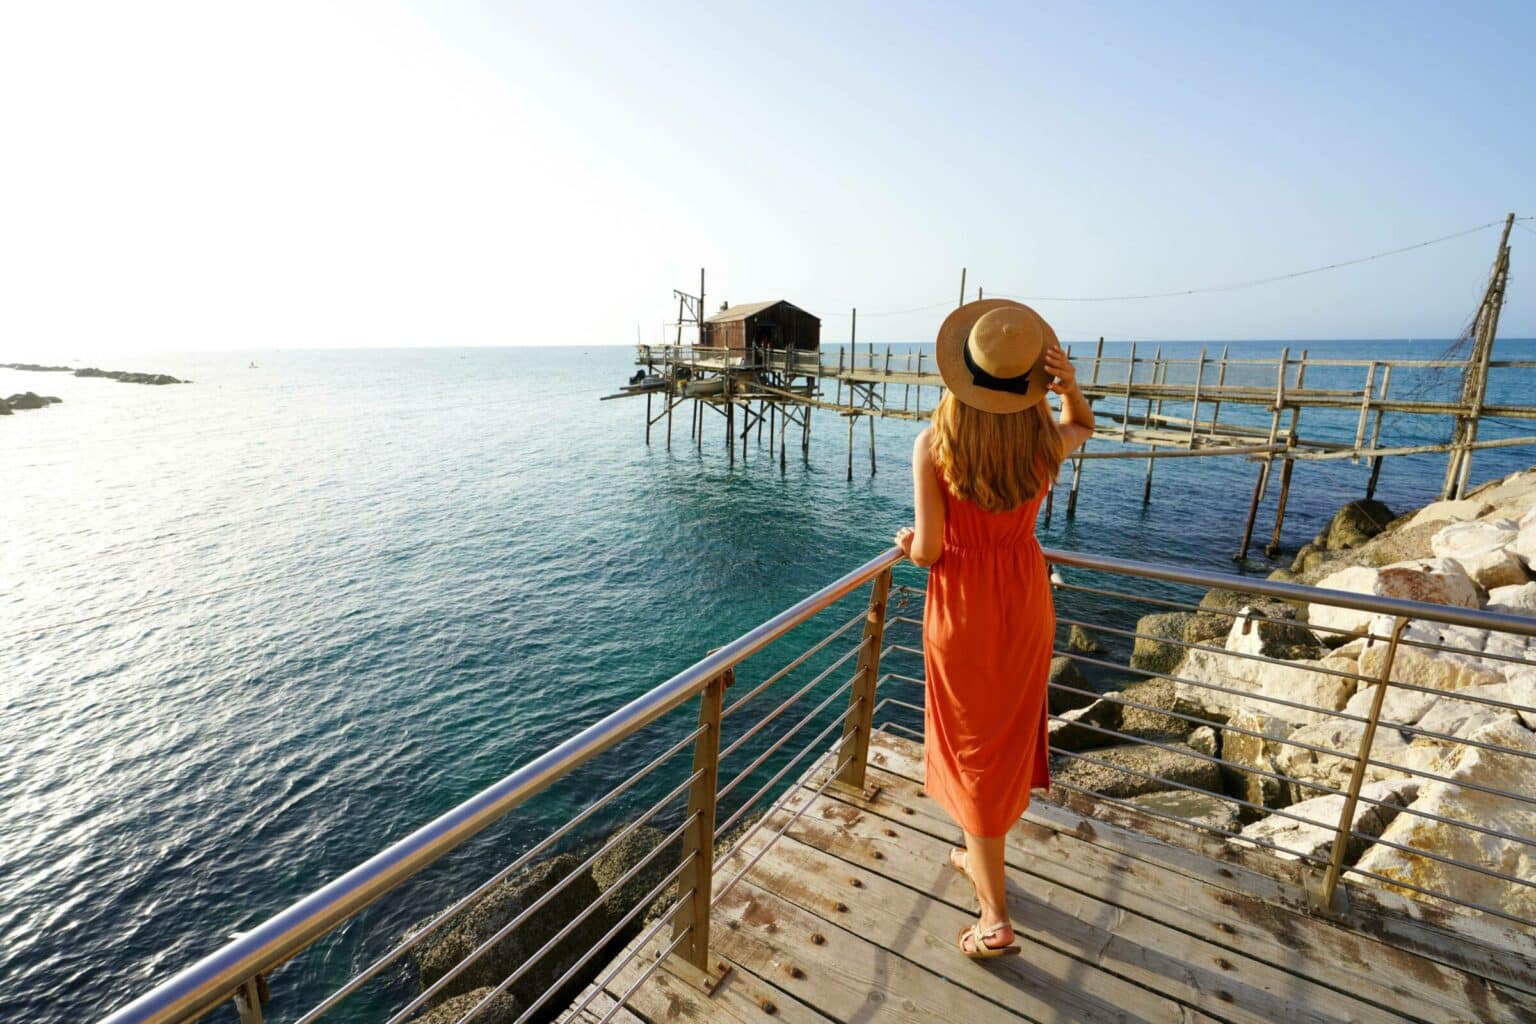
[{"xmin": 929, "ymin": 391, "xmax": 1065, "ymax": 513}]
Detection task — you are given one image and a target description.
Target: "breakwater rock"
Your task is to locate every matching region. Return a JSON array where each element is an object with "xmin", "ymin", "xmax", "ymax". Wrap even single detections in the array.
[
  {"xmin": 1056, "ymin": 466, "xmax": 1536, "ymax": 920},
  {"xmin": 1, "ymin": 362, "xmax": 184, "ymax": 385},
  {"xmin": 1, "ymin": 391, "xmax": 62, "ymax": 415},
  {"xmin": 407, "ymin": 812, "xmax": 759, "ymax": 1022}
]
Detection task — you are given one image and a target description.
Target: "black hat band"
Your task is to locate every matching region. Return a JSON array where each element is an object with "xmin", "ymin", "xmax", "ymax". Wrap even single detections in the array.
[{"xmin": 962, "ymin": 338, "xmax": 1033, "ymax": 395}]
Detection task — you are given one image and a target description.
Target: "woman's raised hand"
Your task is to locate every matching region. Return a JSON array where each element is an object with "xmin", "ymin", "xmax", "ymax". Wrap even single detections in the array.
[
  {"xmin": 1044, "ymin": 345, "xmax": 1078, "ymax": 394},
  {"xmin": 894, "ymin": 527, "xmax": 915, "ymax": 558}
]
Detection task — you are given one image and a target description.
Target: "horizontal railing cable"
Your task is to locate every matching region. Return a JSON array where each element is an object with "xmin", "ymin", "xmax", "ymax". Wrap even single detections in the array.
[
  {"xmin": 720, "ymin": 607, "xmax": 868, "ymax": 720},
  {"xmin": 716, "ymin": 676, "xmax": 859, "ymax": 805},
  {"xmin": 382, "ymin": 774, "xmax": 703, "ymax": 1024},
  {"xmin": 294, "ymin": 722, "xmax": 706, "ymax": 1022},
  {"xmin": 456, "ymin": 840, "xmax": 700, "ymax": 1024}
]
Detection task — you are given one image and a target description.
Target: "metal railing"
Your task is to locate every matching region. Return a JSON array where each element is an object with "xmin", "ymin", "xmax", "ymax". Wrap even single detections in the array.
[
  {"xmin": 879, "ymin": 547, "xmax": 1536, "ymax": 927},
  {"xmin": 103, "ymin": 542, "xmax": 1536, "ymax": 1023},
  {"xmin": 101, "ymin": 549, "xmax": 901, "ymax": 1024}
]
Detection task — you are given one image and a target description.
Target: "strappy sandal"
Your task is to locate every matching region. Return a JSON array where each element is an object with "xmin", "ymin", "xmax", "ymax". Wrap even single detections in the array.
[{"xmin": 957, "ymin": 921, "xmax": 1018, "ymax": 959}]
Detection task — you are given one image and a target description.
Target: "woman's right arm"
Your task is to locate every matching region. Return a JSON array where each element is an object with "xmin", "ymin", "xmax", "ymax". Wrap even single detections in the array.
[{"xmin": 1045, "ymin": 345, "xmax": 1094, "ymax": 454}]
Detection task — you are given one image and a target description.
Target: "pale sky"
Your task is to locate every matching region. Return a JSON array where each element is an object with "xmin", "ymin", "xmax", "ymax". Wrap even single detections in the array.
[{"xmin": 2, "ymin": 1, "xmax": 1532, "ymax": 353}]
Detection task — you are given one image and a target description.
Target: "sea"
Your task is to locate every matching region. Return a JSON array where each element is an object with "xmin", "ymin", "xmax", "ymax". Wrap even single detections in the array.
[{"xmin": 3, "ymin": 340, "xmax": 1533, "ymax": 1022}]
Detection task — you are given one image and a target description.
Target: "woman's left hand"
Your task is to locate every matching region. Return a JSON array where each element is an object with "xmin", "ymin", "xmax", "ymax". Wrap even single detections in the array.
[
  {"xmin": 894, "ymin": 527, "xmax": 915, "ymax": 558},
  {"xmin": 1044, "ymin": 345, "xmax": 1078, "ymax": 394}
]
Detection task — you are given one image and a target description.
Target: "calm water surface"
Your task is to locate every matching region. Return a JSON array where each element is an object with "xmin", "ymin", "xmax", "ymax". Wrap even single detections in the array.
[{"xmin": 2, "ymin": 341, "xmax": 1532, "ymax": 1021}]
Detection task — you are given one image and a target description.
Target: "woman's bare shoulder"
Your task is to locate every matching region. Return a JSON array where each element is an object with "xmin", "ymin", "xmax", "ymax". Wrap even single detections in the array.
[{"xmin": 913, "ymin": 426, "xmax": 934, "ymax": 461}]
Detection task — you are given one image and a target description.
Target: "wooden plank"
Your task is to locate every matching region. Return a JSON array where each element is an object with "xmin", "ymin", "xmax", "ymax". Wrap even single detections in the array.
[
  {"xmin": 565, "ymin": 983, "xmax": 648, "ymax": 1023},
  {"xmin": 865, "ymin": 730, "xmax": 1536, "ymax": 1008},
  {"xmin": 770, "ymin": 790, "xmax": 1414, "ymax": 1024},
  {"xmin": 596, "ymin": 941, "xmax": 833, "ymax": 1024},
  {"xmin": 709, "ymin": 879, "xmax": 1039, "ymax": 1024},
  {"xmin": 722, "ymin": 818, "xmax": 1198, "ymax": 1024}
]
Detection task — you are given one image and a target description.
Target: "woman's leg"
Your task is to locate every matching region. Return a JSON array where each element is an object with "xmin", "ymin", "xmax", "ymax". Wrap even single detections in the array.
[{"xmin": 962, "ymin": 830, "xmax": 1013, "ymax": 945}]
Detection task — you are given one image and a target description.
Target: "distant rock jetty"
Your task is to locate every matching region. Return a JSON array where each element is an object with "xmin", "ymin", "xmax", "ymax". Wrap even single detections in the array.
[
  {"xmin": 1052, "ymin": 466, "xmax": 1536, "ymax": 919},
  {"xmin": 0, "ymin": 362, "xmax": 185, "ymax": 386},
  {"xmin": 0, "ymin": 391, "xmax": 63, "ymax": 416}
]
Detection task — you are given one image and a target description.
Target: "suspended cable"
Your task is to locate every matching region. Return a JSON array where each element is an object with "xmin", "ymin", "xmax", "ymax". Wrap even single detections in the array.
[{"xmin": 995, "ymin": 220, "xmax": 1507, "ymax": 303}]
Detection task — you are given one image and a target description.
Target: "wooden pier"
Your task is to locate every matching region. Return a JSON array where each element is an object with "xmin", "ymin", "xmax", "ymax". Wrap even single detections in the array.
[
  {"xmin": 604, "ymin": 216, "xmax": 1535, "ymax": 559},
  {"xmin": 581, "ymin": 730, "xmax": 1535, "ymax": 1024}
]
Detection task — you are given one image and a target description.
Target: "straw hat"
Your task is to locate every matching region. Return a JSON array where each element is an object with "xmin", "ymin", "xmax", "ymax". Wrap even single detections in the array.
[{"xmin": 934, "ymin": 299, "xmax": 1056, "ymax": 414}]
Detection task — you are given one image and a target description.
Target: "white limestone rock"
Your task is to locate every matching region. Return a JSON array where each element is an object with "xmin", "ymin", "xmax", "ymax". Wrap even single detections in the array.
[
  {"xmin": 1408, "ymin": 499, "xmax": 1492, "ymax": 528},
  {"xmin": 1175, "ymin": 645, "xmax": 1356, "ymax": 731},
  {"xmin": 1358, "ymin": 634, "xmax": 1506, "ymax": 694},
  {"xmin": 1233, "ymin": 777, "xmax": 1419, "ymax": 863},
  {"xmin": 1485, "ymin": 582, "xmax": 1536, "ymax": 616},
  {"xmin": 1220, "ymin": 708, "xmax": 1295, "ymax": 810},
  {"xmin": 1274, "ymin": 718, "xmax": 1413, "ymax": 803},
  {"xmin": 1513, "ymin": 521, "xmax": 1536, "ymax": 573},
  {"xmin": 1431, "ymin": 518, "xmax": 1527, "ymax": 589},
  {"xmin": 1308, "ymin": 559, "xmax": 1480, "ymax": 638},
  {"xmin": 1350, "ymin": 717, "xmax": 1536, "ymax": 920}
]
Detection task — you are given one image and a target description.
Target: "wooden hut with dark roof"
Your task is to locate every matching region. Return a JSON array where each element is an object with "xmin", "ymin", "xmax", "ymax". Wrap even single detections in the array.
[{"xmin": 702, "ymin": 300, "xmax": 821, "ymax": 357}]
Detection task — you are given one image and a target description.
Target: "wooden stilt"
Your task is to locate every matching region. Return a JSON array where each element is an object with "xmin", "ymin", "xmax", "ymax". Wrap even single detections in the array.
[
  {"xmin": 1266, "ymin": 437, "xmax": 1297, "ymax": 559},
  {"xmin": 1365, "ymin": 365, "xmax": 1391, "ymax": 498},
  {"xmin": 1235, "ymin": 460, "xmax": 1265, "ymax": 562},
  {"xmin": 846, "ymin": 412, "xmax": 855, "ymax": 481},
  {"xmin": 1067, "ymin": 447, "xmax": 1085, "ymax": 518},
  {"xmin": 1209, "ymin": 345, "xmax": 1230, "ymax": 436}
]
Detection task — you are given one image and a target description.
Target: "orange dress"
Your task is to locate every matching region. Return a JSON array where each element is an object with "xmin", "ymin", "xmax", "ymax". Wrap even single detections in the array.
[{"xmin": 922, "ymin": 465, "xmax": 1054, "ymax": 837}]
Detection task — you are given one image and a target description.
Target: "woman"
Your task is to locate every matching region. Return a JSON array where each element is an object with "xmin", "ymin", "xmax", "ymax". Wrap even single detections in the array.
[{"xmin": 894, "ymin": 299, "xmax": 1093, "ymax": 958}]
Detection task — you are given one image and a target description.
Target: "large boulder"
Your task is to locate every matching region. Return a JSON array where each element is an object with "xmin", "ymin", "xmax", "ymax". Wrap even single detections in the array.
[
  {"xmin": 416, "ymin": 852, "xmax": 613, "ymax": 1008},
  {"xmin": 1174, "ymin": 612, "xmax": 1357, "ymax": 731},
  {"xmin": 1358, "ymin": 632, "xmax": 1506, "ymax": 693},
  {"xmin": 1130, "ymin": 612, "xmax": 1192, "ymax": 676},
  {"xmin": 1351, "ymin": 718, "xmax": 1536, "ymax": 919},
  {"xmin": 1307, "ymin": 559, "xmax": 1480, "ymax": 638},
  {"xmin": 1047, "ymin": 656, "xmax": 1094, "ymax": 714},
  {"xmin": 1326, "ymin": 499, "xmax": 1394, "ymax": 550},
  {"xmin": 1220, "ymin": 708, "xmax": 1296, "ymax": 815},
  {"xmin": 1114, "ymin": 676, "xmax": 1193, "ymax": 739},
  {"xmin": 1486, "ymin": 581, "xmax": 1536, "ymax": 616},
  {"xmin": 1273, "ymin": 718, "xmax": 1413, "ymax": 803},
  {"xmin": 591, "ymin": 825, "xmax": 680, "ymax": 922},
  {"xmin": 1049, "ymin": 696, "xmax": 1123, "ymax": 751},
  {"xmin": 1431, "ymin": 519, "xmax": 1527, "ymax": 589},
  {"xmin": 1067, "ymin": 624, "xmax": 1105, "ymax": 654},
  {"xmin": 1513, "ymin": 519, "xmax": 1536, "ymax": 573},
  {"xmin": 1408, "ymin": 499, "xmax": 1494, "ymax": 528},
  {"xmin": 417, "ymin": 988, "xmax": 521, "ymax": 1024},
  {"xmin": 1050, "ymin": 741, "xmax": 1221, "ymax": 800},
  {"xmin": 1234, "ymin": 777, "xmax": 1419, "ymax": 863},
  {"xmin": 1126, "ymin": 789, "xmax": 1241, "ymax": 833}
]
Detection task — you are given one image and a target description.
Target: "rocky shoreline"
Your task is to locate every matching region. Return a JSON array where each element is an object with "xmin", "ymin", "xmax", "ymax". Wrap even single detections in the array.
[
  {"xmin": 1050, "ymin": 466, "xmax": 1536, "ymax": 920},
  {"xmin": 0, "ymin": 363, "xmax": 186, "ymax": 418},
  {"xmin": 408, "ymin": 814, "xmax": 760, "ymax": 1024},
  {"xmin": 1, "ymin": 362, "xmax": 185, "ymax": 385}
]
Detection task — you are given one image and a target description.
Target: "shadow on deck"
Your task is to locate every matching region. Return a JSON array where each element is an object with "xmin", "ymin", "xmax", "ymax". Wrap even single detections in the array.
[{"xmin": 586, "ymin": 731, "xmax": 1535, "ymax": 1024}]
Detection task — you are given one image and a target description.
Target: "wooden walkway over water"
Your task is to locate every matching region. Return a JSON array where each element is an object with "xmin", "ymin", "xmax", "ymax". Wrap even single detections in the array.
[{"xmin": 581, "ymin": 731, "xmax": 1535, "ymax": 1024}]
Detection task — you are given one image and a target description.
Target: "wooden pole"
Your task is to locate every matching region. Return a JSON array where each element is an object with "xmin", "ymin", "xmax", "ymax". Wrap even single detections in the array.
[
  {"xmin": 1067, "ymin": 447, "xmax": 1085, "ymax": 517},
  {"xmin": 1188, "ymin": 346, "xmax": 1207, "ymax": 446},
  {"xmin": 1120, "ymin": 342, "xmax": 1137, "ymax": 441},
  {"xmin": 1366, "ymin": 365, "xmax": 1391, "ymax": 499},
  {"xmin": 1091, "ymin": 337, "xmax": 1104, "ymax": 385},
  {"xmin": 645, "ymin": 390, "xmax": 652, "ymax": 446},
  {"xmin": 1452, "ymin": 212, "xmax": 1514, "ymax": 498},
  {"xmin": 958, "ymin": 267, "xmax": 967, "ymax": 307},
  {"xmin": 846, "ymin": 411, "xmax": 855, "ymax": 481},
  {"xmin": 1142, "ymin": 347, "xmax": 1163, "ymax": 503},
  {"xmin": 1210, "ymin": 345, "xmax": 1230, "ymax": 436}
]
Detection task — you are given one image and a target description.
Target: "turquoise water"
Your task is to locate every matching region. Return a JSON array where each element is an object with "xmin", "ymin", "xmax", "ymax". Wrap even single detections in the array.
[{"xmin": 2, "ymin": 342, "xmax": 1533, "ymax": 1021}]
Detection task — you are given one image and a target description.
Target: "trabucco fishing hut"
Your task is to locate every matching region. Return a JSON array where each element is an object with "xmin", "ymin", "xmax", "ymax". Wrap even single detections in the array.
[{"xmin": 603, "ymin": 214, "xmax": 1536, "ymax": 559}]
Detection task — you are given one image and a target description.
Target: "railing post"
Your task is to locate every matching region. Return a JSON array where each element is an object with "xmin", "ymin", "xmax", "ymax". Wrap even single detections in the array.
[
  {"xmin": 670, "ymin": 668, "xmax": 730, "ymax": 991},
  {"xmin": 834, "ymin": 568, "xmax": 893, "ymax": 797},
  {"xmin": 231, "ymin": 976, "xmax": 267, "ymax": 1024},
  {"xmin": 1310, "ymin": 615, "xmax": 1409, "ymax": 915}
]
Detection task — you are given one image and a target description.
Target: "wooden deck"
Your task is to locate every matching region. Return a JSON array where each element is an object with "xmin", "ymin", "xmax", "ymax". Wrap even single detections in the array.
[{"xmin": 580, "ymin": 731, "xmax": 1536, "ymax": 1024}]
